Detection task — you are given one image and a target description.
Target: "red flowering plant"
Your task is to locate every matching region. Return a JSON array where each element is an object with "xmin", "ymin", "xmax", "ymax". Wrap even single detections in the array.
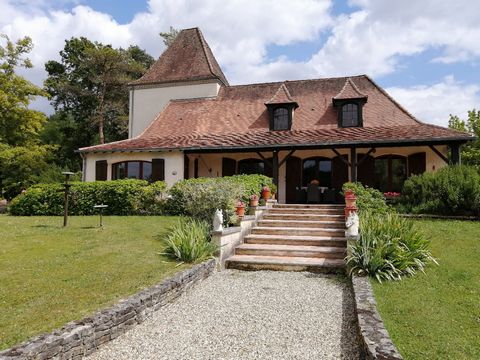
[
  {"xmin": 250, "ymin": 194, "xmax": 259, "ymax": 201},
  {"xmin": 236, "ymin": 200, "xmax": 245, "ymax": 208}
]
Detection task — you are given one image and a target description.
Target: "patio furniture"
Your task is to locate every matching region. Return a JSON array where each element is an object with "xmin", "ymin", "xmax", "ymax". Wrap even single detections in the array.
[{"xmin": 307, "ymin": 184, "xmax": 321, "ymax": 203}]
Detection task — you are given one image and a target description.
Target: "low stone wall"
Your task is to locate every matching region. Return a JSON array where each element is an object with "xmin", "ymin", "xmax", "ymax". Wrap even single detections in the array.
[
  {"xmin": 0, "ymin": 259, "xmax": 216, "ymax": 360},
  {"xmin": 351, "ymin": 275, "xmax": 403, "ymax": 360}
]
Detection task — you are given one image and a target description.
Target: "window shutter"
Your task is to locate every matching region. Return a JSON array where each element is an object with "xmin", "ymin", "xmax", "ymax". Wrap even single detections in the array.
[
  {"xmin": 332, "ymin": 155, "xmax": 349, "ymax": 199},
  {"xmin": 264, "ymin": 157, "xmax": 273, "ymax": 178},
  {"xmin": 408, "ymin": 152, "xmax": 426, "ymax": 176},
  {"xmin": 222, "ymin": 158, "xmax": 236, "ymax": 177},
  {"xmin": 184, "ymin": 155, "xmax": 190, "ymax": 179},
  {"xmin": 151, "ymin": 158, "xmax": 165, "ymax": 182},
  {"xmin": 95, "ymin": 160, "xmax": 108, "ymax": 181},
  {"xmin": 357, "ymin": 154, "xmax": 375, "ymax": 187}
]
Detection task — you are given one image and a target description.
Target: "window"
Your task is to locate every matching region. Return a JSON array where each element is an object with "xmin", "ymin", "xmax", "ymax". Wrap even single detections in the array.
[
  {"xmin": 273, "ymin": 107, "xmax": 289, "ymax": 130},
  {"xmin": 238, "ymin": 158, "xmax": 265, "ymax": 175},
  {"xmin": 341, "ymin": 103, "xmax": 359, "ymax": 127},
  {"xmin": 112, "ymin": 161, "xmax": 152, "ymax": 181},
  {"xmin": 302, "ymin": 157, "xmax": 332, "ymax": 187},
  {"xmin": 374, "ymin": 155, "xmax": 406, "ymax": 192}
]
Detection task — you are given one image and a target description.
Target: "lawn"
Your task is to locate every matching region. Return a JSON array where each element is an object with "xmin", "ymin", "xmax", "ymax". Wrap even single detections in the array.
[
  {"xmin": 0, "ymin": 215, "xmax": 185, "ymax": 350},
  {"xmin": 371, "ymin": 220, "xmax": 480, "ymax": 360}
]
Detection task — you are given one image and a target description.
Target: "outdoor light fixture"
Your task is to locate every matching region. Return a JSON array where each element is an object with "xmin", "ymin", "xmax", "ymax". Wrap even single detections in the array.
[{"xmin": 62, "ymin": 171, "xmax": 74, "ymax": 227}]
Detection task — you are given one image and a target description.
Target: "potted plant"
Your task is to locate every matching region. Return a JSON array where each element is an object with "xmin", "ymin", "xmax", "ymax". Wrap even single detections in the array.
[
  {"xmin": 261, "ymin": 186, "xmax": 271, "ymax": 200},
  {"xmin": 235, "ymin": 200, "xmax": 246, "ymax": 217},
  {"xmin": 249, "ymin": 194, "xmax": 259, "ymax": 207}
]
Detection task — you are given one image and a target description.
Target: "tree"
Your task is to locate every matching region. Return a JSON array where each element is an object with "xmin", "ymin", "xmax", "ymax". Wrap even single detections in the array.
[
  {"xmin": 0, "ymin": 35, "xmax": 48, "ymax": 146},
  {"xmin": 448, "ymin": 109, "xmax": 480, "ymax": 168},
  {"xmin": 159, "ymin": 26, "xmax": 179, "ymax": 47},
  {"xmin": 44, "ymin": 38, "xmax": 154, "ymax": 166}
]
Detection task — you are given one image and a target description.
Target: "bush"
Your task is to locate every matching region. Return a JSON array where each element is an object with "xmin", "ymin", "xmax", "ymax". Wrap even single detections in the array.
[
  {"xmin": 165, "ymin": 174, "xmax": 273, "ymax": 225},
  {"xmin": 401, "ymin": 165, "xmax": 480, "ymax": 216},
  {"xmin": 8, "ymin": 180, "xmax": 167, "ymax": 216},
  {"xmin": 162, "ymin": 218, "xmax": 218, "ymax": 263},
  {"xmin": 347, "ymin": 211, "xmax": 436, "ymax": 282},
  {"xmin": 343, "ymin": 182, "xmax": 390, "ymax": 214}
]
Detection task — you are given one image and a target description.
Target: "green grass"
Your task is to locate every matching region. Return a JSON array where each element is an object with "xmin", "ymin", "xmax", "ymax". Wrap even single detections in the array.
[
  {"xmin": 371, "ymin": 220, "xmax": 480, "ymax": 360},
  {"xmin": 0, "ymin": 215, "xmax": 185, "ymax": 350}
]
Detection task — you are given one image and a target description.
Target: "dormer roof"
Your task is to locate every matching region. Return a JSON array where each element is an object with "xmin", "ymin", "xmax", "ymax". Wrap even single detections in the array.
[
  {"xmin": 333, "ymin": 78, "xmax": 368, "ymax": 102},
  {"xmin": 265, "ymin": 83, "xmax": 298, "ymax": 108},
  {"xmin": 130, "ymin": 27, "xmax": 228, "ymax": 86}
]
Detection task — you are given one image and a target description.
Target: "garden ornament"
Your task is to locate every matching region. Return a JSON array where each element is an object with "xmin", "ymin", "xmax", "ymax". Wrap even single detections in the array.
[
  {"xmin": 213, "ymin": 209, "xmax": 223, "ymax": 232},
  {"xmin": 345, "ymin": 211, "xmax": 359, "ymax": 238}
]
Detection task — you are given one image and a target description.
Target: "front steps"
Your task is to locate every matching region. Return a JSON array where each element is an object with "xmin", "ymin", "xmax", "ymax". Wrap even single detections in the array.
[{"xmin": 226, "ymin": 204, "xmax": 347, "ymax": 273}]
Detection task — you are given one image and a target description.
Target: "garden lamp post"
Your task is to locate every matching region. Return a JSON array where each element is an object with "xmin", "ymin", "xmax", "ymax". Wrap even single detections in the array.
[{"xmin": 62, "ymin": 171, "xmax": 74, "ymax": 227}]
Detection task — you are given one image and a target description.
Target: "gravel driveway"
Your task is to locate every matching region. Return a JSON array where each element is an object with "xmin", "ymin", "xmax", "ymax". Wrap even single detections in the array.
[{"xmin": 87, "ymin": 270, "xmax": 361, "ymax": 360}]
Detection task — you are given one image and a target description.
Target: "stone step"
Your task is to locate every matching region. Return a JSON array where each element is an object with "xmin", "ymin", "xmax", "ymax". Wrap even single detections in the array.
[
  {"xmin": 263, "ymin": 213, "xmax": 345, "ymax": 222},
  {"xmin": 225, "ymin": 255, "xmax": 345, "ymax": 273},
  {"xmin": 252, "ymin": 226, "xmax": 345, "ymax": 237},
  {"xmin": 244, "ymin": 234, "xmax": 346, "ymax": 247},
  {"xmin": 273, "ymin": 204, "xmax": 344, "ymax": 209},
  {"xmin": 235, "ymin": 243, "xmax": 346, "ymax": 259},
  {"xmin": 268, "ymin": 208, "xmax": 344, "ymax": 215},
  {"xmin": 258, "ymin": 219, "xmax": 345, "ymax": 229}
]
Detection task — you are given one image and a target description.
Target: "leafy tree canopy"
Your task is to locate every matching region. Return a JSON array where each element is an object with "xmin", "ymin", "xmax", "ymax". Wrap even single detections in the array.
[
  {"xmin": 159, "ymin": 26, "xmax": 179, "ymax": 47},
  {"xmin": 448, "ymin": 109, "xmax": 480, "ymax": 167},
  {"xmin": 0, "ymin": 35, "xmax": 48, "ymax": 146}
]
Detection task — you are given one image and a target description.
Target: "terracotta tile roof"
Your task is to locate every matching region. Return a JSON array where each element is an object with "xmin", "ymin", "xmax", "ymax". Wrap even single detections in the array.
[
  {"xmin": 333, "ymin": 78, "xmax": 368, "ymax": 100},
  {"xmin": 130, "ymin": 27, "xmax": 228, "ymax": 86},
  {"xmin": 265, "ymin": 83, "xmax": 298, "ymax": 106},
  {"xmin": 80, "ymin": 75, "xmax": 473, "ymax": 153}
]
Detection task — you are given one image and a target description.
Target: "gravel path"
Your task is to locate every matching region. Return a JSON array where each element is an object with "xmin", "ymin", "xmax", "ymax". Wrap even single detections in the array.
[{"xmin": 87, "ymin": 270, "xmax": 361, "ymax": 360}]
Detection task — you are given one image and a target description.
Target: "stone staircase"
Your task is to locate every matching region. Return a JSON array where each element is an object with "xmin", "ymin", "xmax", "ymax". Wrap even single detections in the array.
[{"xmin": 225, "ymin": 203, "xmax": 347, "ymax": 273}]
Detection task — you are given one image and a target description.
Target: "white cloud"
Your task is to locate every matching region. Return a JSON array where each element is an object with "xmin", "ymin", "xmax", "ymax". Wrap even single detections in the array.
[{"xmin": 386, "ymin": 76, "xmax": 480, "ymax": 126}]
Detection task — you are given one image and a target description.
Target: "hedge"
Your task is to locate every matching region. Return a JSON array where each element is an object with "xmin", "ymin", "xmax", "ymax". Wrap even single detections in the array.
[
  {"xmin": 165, "ymin": 174, "xmax": 274, "ymax": 225},
  {"xmin": 8, "ymin": 180, "xmax": 167, "ymax": 216},
  {"xmin": 400, "ymin": 165, "xmax": 480, "ymax": 216},
  {"xmin": 342, "ymin": 182, "xmax": 390, "ymax": 214}
]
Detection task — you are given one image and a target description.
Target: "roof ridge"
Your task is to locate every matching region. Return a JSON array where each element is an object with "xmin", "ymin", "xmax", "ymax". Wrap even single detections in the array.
[
  {"xmin": 196, "ymin": 28, "xmax": 216, "ymax": 82},
  {"xmin": 195, "ymin": 28, "xmax": 229, "ymax": 86},
  {"xmin": 227, "ymin": 75, "xmax": 366, "ymax": 89}
]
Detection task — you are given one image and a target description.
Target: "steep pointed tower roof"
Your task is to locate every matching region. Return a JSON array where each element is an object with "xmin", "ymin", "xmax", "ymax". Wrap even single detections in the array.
[
  {"xmin": 265, "ymin": 83, "xmax": 298, "ymax": 107},
  {"xmin": 333, "ymin": 77, "xmax": 367, "ymax": 100},
  {"xmin": 131, "ymin": 27, "xmax": 228, "ymax": 86}
]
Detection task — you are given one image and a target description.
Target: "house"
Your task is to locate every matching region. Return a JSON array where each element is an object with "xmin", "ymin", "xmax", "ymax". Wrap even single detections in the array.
[{"xmin": 79, "ymin": 27, "xmax": 472, "ymax": 204}]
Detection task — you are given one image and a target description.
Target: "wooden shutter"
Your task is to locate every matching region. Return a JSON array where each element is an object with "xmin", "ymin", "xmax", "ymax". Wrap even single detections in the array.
[
  {"xmin": 408, "ymin": 152, "xmax": 426, "ymax": 176},
  {"xmin": 184, "ymin": 155, "xmax": 190, "ymax": 179},
  {"xmin": 151, "ymin": 158, "xmax": 165, "ymax": 182},
  {"xmin": 264, "ymin": 157, "xmax": 273, "ymax": 178},
  {"xmin": 332, "ymin": 155, "xmax": 348, "ymax": 191},
  {"xmin": 222, "ymin": 157, "xmax": 236, "ymax": 177},
  {"xmin": 285, "ymin": 156, "xmax": 302, "ymax": 203},
  {"xmin": 95, "ymin": 160, "xmax": 107, "ymax": 181},
  {"xmin": 357, "ymin": 154, "xmax": 375, "ymax": 187}
]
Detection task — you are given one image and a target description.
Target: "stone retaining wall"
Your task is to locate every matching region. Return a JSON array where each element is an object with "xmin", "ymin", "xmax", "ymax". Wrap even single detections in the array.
[
  {"xmin": 351, "ymin": 275, "xmax": 403, "ymax": 360},
  {"xmin": 0, "ymin": 259, "xmax": 216, "ymax": 360}
]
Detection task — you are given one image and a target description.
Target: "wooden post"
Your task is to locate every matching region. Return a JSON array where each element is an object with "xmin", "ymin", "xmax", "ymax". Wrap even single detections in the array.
[
  {"xmin": 450, "ymin": 143, "xmax": 461, "ymax": 165},
  {"xmin": 272, "ymin": 150, "xmax": 279, "ymax": 195},
  {"xmin": 350, "ymin": 147, "xmax": 357, "ymax": 182}
]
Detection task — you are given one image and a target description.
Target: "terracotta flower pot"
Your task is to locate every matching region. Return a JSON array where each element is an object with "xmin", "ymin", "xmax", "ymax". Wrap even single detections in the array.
[
  {"xmin": 249, "ymin": 199, "xmax": 259, "ymax": 207},
  {"xmin": 236, "ymin": 206, "xmax": 245, "ymax": 217},
  {"xmin": 261, "ymin": 190, "xmax": 271, "ymax": 200}
]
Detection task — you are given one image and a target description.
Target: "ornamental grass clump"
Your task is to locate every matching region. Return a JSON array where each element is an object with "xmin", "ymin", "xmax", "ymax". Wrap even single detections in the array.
[
  {"xmin": 163, "ymin": 218, "xmax": 218, "ymax": 263},
  {"xmin": 346, "ymin": 211, "xmax": 437, "ymax": 282}
]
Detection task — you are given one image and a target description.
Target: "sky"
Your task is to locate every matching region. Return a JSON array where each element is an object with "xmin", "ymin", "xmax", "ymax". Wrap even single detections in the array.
[{"xmin": 1, "ymin": 0, "xmax": 479, "ymax": 127}]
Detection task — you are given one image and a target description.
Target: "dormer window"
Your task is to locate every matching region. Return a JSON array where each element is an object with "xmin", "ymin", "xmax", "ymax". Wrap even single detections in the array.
[
  {"xmin": 341, "ymin": 103, "xmax": 360, "ymax": 127},
  {"xmin": 265, "ymin": 83, "xmax": 299, "ymax": 132},
  {"xmin": 333, "ymin": 78, "xmax": 368, "ymax": 128},
  {"xmin": 273, "ymin": 107, "xmax": 290, "ymax": 130}
]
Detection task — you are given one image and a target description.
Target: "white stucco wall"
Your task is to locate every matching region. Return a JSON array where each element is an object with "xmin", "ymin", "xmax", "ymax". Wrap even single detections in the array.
[
  {"xmin": 84, "ymin": 151, "xmax": 184, "ymax": 187},
  {"xmin": 129, "ymin": 81, "xmax": 221, "ymax": 137}
]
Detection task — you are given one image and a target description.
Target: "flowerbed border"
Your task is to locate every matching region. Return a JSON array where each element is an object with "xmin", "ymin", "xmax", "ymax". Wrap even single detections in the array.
[
  {"xmin": 351, "ymin": 275, "xmax": 403, "ymax": 360},
  {"xmin": 0, "ymin": 259, "xmax": 216, "ymax": 360}
]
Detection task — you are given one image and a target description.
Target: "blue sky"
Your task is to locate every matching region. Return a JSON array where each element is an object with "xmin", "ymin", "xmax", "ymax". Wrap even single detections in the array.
[{"xmin": 1, "ymin": 0, "xmax": 479, "ymax": 126}]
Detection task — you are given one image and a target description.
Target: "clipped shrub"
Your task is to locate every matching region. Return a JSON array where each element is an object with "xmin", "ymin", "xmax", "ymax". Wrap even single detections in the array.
[
  {"xmin": 401, "ymin": 165, "xmax": 480, "ymax": 216},
  {"xmin": 162, "ymin": 218, "xmax": 218, "ymax": 263},
  {"xmin": 343, "ymin": 182, "xmax": 390, "ymax": 214},
  {"xmin": 165, "ymin": 174, "xmax": 274, "ymax": 224},
  {"xmin": 347, "ymin": 211, "xmax": 437, "ymax": 282},
  {"xmin": 8, "ymin": 180, "xmax": 167, "ymax": 216}
]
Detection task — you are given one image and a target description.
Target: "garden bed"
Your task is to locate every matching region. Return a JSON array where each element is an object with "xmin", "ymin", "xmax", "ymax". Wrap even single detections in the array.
[{"xmin": 0, "ymin": 215, "xmax": 186, "ymax": 351}]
